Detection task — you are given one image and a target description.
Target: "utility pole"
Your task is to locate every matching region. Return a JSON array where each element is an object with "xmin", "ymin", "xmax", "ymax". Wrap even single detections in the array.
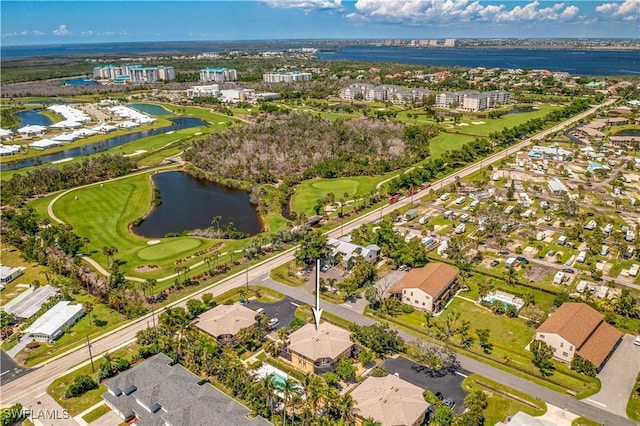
[
  {"xmin": 379, "ymin": 205, "xmax": 384, "ymax": 224},
  {"xmin": 245, "ymin": 262, "xmax": 249, "ymax": 292},
  {"xmin": 86, "ymin": 336, "xmax": 95, "ymax": 373},
  {"xmin": 150, "ymin": 285, "xmax": 156, "ymax": 328}
]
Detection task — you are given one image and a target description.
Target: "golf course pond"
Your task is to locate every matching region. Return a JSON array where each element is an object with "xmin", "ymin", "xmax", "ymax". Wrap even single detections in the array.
[
  {"xmin": 129, "ymin": 103, "xmax": 172, "ymax": 115},
  {"xmin": 132, "ymin": 171, "xmax": 262, "ymax": 238},
  {"xmin": 1, "ymin": 117, "xmax": 208, "ymax": 171}
]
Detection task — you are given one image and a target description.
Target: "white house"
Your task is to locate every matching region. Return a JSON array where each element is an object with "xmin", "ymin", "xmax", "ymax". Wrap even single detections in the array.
[
  {"xmin": 24, "ymin": 301, "xmax": 84, "ymax": 342},
  {"xmin": 0, "ymin": 264, "xmax": 24, "ymax": 284}
]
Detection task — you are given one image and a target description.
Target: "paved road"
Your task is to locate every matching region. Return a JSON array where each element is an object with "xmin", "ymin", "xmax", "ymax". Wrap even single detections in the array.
[{"xmin": 3, "ymin": 99, "xmax": 629, "ymax": 424}]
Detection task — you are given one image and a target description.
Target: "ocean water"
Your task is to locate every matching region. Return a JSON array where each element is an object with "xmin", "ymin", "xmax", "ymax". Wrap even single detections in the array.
[{"xmin": 2, "ymin": 42, "xmax": 638, "ymax": 76}]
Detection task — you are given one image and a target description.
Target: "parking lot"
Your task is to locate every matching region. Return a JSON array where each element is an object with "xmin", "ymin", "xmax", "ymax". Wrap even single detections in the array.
[
  {"xmin": 382, "ymin": 356, "xmax": 469, "ymax": 414},
  {"xmin": 247, "ymin": 296, "xmax": 304, "ymax": 331}
]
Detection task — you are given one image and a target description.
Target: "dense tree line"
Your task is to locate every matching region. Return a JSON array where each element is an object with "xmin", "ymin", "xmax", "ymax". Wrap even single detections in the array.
[
  {"xmin": 3, "ymin": 154, "xmax": 137, "ymax": 203},
  {"xmin": 184, "ymin": 113, "xmax": 438, "ymax": 182}
]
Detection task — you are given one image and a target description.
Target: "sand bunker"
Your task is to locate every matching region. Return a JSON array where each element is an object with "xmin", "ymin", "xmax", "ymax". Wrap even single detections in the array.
[{"xmin": 147, "ymin": 240, "xmax": 161, "ymax": 245}]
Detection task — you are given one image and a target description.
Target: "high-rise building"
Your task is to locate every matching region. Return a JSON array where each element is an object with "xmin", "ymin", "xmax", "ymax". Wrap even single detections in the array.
[
  {"xmin": 263, "ymin": 71, "xmax": 312, "ymax": 83},
  {"xmin": 200, "ymin": 68, "xmax": 238, "ymax": 83}
]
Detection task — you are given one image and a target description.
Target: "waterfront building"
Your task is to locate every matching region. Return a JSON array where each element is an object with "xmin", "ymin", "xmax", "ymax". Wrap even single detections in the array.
[
  {"xmin": 263, "ymin": 71, "xmax": 312, "ymax": 83},
  {"xmin": 200, "ymin": 68, "xmax": 238, "ymax": 83}
]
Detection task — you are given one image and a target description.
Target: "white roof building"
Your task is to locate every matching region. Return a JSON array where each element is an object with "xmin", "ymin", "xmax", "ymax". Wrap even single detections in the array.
[
  {"xmin": 0, "ymin": 128, "xmax": 13, "ymax": 138},
  {"xmin": 17, "ymin": 125, "xmax": 47, "ymax": 136},
  {"xmin": 29, "ymin": 139, "xmax": 63, "ymax": 150},
  {"xmin": 24, "ymin": 301, "xmax": 84, "ymax": 342},
  {"xmin": 4, "ymin": 285, "xmax": 59, "ymax": 320},
  {"xmin": 0, "ymin": 264, "xmax": 24, "ymax": 284},
  {"xmin": 0, "ymin": 144, "xmax": 22, "ymax": 156},
  {"xmin": 548, "ymin": 178, "xmax": 568, "ymax": 195}
]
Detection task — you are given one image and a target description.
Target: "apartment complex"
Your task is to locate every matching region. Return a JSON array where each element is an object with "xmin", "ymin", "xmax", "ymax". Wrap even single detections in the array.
[
  {"xmin": 389, "ymin": 262, "xmax": 459, "ymax": 313},
  {"xmin": 200, "ymin": 67, "xmax": 238, "ymax": 83},
  {"xmin": 435, "ymin": 90, "xmax": 510, "ymax": 111},
  {"xmin": 263, "ymin": 71, "xmax": 312, "ymax": 83},
  {"xmin": 186, "ymin": 85, "xmax": 220, "ymax": 98},
  {"xmin": 93, "ymin": 65, "xmax": 175, "ymax": 83},
  {"xmin": 535, "ymin": 303, "xmax": 621, "ymax": 371},
  {"xmin": 339, "ymin": 83, "xmax": 431, "ymax": 104}
]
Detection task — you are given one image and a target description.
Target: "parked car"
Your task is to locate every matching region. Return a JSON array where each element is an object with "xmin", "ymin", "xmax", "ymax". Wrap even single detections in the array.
[
  {"xmin": 320, "ymin": 264, "xmax": 330, "ymax": 272},
  {"xmin": 255, "ymin": 308, "xmax": 266, "ymax": 316},
  {"xmin": 498, "ymin": 250, "xmax": 509, "ymax": 255},
  {"xmin": 435, "ymin": 392, "xmax": 444, "ymax": 401},
  {"xmin": 635, "ymin": 336, "xmax": 640, "ymax": 346},
  {"xmin": 490, "ymin": 260, "xmax": 500, "ymax": 267},
  {"xmin": 444, "ymin": 397, "xmax": 455, "ymax": 409},
  {"xmin": 562, "ymin": 268, "xmax": 575, "ymax": 274},
  {"xmin": 547, "ymin": 250, "xmax": 556, "ymax": 257},
  {"xmin": 267, "ymin": 318, "xmax": 279, "ymax": 328},
  {"xmin": 516, "ymin": 256, "xmax": 529, "ymax": 264}
]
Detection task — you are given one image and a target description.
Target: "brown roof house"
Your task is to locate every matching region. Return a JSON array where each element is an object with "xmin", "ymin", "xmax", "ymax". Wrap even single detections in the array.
[
  {"xmin": 350, "ymin": 375, "xmax": 431, "ymax": 426},
  {"xmin": 389, "ymin": 262, "xmax": 459, "ymax": 313},
  {"xmin": 194, "ymin": 303, "xmax": 257, "ymax": 345},
  {"xmin": 535, "ymin": 303, "xmax": 621, "ymax": 371},
  {"xmin": 286, "ymin": 322, "xmax": 355, "ymax": 375}
]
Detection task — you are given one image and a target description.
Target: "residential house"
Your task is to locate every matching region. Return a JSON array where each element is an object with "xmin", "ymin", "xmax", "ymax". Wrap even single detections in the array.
[
  {"xmin": 193, "ymin": 304, "xmax": 257, "ymax": 345},
  {"xmin": 0, "ymin": 264, "xmax": 24, "ymax": 284},
  {"xmin": 286, "ymin": 322, "xmax": 355, "ymax": 375},
  {"xmin": 547, "ymin": 178, "xmax": 568, "ymax": 196},
  {"xmin": 350, "ymin": 375, "xmax": 431, "ymax": 426},
  {"xmin": 4, "ymin": 284, "xmax": 59, "ymax": 320},
  {"xmin": 23, "ymin": 301, "xmax": 83, "ymax": 342},
  {"xmin": 103, "ymin": 353, "xmax": 270, "ymax": 426},
  {"xmin": 388, "ymin": 262, "xmax": 459, "ymax": 313},
  {"xmin": 327, "ymin": 236, "xmax": 380, "ymax": 270},
  {"xmin": 535, "ymin": 303, "xmax": 621, "ymax": 371}
]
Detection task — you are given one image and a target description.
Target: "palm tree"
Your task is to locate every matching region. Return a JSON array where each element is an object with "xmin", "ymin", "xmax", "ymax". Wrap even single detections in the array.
[
  {"xmin": 505, "ymin": 266, "xmax": 517, "ymax": 286},
  {"xmin": 281, "ymin": 378, "xmax": 299, "ymax": 426},
  {"xmin": 83, "ymin": 302, "xmax": 94, "ymax": 326},
  {"xmin": 363, "ymin": 418, "xmax": 382, "ymax": 426},
  {"xmin": 338, "ymin": 393, "xmax": 358, "ymax": 424}
]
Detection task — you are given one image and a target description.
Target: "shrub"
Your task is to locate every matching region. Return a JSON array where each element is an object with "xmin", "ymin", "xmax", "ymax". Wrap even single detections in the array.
[
  {"xmin": 64, "ymin": 375, "xmax": 97, "ymax": 398},
  {"xmin": 571, "ymin": 355, "xmax": 596, "ymax": 377},
  {"xmin": 26, "ymin": 341, "xmax": 40, "ymax": 350},
  {"xmin": 401, "ymin": 304, "xmax": 415, "ymax": 314}
]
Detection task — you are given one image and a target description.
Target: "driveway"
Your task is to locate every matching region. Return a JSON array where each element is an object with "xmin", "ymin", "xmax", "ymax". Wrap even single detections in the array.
[
  {"xmin": 0, "ymin": 350, "xmax": 30, "ymax": 384},
  {"xmin": 583, "ymin": 334, "xmax": 640, "ymax": 417},
  {"xmin": 248, "ymin": 296, "xmax": 303, "ymax": 331},
  {"xmin": 381, "ymin": 356, "xmax": 469, "ymax": 415}
]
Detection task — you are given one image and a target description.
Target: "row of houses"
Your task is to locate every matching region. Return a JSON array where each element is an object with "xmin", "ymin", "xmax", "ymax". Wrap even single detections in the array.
[
  {"xmin": 339, "ymin": 83, "xmax": 431, "ymax": 104},
  {"xmin": 435, "ymin": 90, "xmax": 511, "ymax": 111}
]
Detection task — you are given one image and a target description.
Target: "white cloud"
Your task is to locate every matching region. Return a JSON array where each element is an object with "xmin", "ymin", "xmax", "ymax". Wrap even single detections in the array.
[
  {"xmin": 595, "ymin": 0, "xmax": 639, "ymax": 20},
  {"xmin": 261, "ymin": 0, "xmax": 343, "ymax": 11},
  {"xmin": 33, "ymin": 30, "xmax": 45, "ymax": 36},
  {"xmin": 53, "ymin": 24, "xmax": 71, "ymax": 36},
  {"xmin": 352, "ymin": 0, "xmax": 581, "ymax": 23},
  {"xmin": 2, "ymin": 30, "xmax": 27, "ymax": 38}
]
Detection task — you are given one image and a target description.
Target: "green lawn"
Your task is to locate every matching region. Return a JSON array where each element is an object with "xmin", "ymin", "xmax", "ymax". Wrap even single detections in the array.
[
  {"xmin": 21, "ymin": 293, "xmax": 127, "ymax": 367},
  {"xmin": 50, "ymin": 170, "xmax": 218, "ymax": 276},
  {"xmin": 81, "ymin": 405, "xmax": 109, "ymax": 423},
  {"xmin": 572, "ymin": 417, "xmax": 604, "ymax": 426},
  {"xmin": 627, "ymin": 374, "xmax": 640, "ymax": 422},
  {"xmin": 290, "ymin": 176, "xmax": 379, "ymax": 216},
  {"xmin": 270, "ymin": 262, "xmax": 307, "ymax": 287},
  {"xmin": 427, "ymin": 132, "xmax": 477, "ymax": 159},
  {"xmin": 47, "ymin": 343, "xmax": 140, "ymax": 416},
  {"xmin": 373, "ymin": 296, "xmax": 600, "ymax": 398},
  {"xmin": 0, "ymin": 244, "xmax": 48, "ymax": 304},
  {"xmin": 463, "ymin": 374, "xmax": 546, "ymax": 425}
]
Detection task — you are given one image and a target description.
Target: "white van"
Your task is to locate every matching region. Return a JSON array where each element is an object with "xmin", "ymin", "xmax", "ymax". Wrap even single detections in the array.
[{"xmin": 440, "ymin": 193, "xmax": 451, "ymax": 201}]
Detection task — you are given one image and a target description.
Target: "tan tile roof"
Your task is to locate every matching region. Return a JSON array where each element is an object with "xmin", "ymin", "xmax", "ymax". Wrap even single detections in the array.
[
  {"xmin": 351, "ymin": 375, "xmax": 430, "ymax": 426},
  {"xmin": 390, "ymin": 262, "xmax": 458, "ymax": 297},
  {"xmin": 288, "ymin": 322, "xmax": 353, "ymax": 362},
  {"xmin": 536, "ymin": 303, "xmax": 621, "ymax": 368},
  {"xmin": 577, "ymin": 321, "xmax": 622, "ymax": 368},
  {"xmin": 194, "ymin": 304, "xmax": 257, "ymax": 338}
]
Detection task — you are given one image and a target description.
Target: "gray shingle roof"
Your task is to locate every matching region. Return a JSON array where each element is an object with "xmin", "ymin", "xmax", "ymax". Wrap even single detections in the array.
[{"xmin": 103, "ymin": 353, "xmax": 271, "ymax": 426}]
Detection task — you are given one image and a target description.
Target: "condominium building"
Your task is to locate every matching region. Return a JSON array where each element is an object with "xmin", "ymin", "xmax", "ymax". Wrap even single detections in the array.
[
  {"xmin": 339, "ymin": 84, "xmax": 430, "ymax": 104},
  {"xmin": 200, "ymin": 68, "xmax": 238, "ymax": 83},
  {"xmin": 92, "ymin": 65, "xmax": 175, "ymax": 83},
  {"xmin": 436, "ymin": 90, "xmax": 510, "ymax": 111},
  {"xmin": 263, "ymin": 71, "xmax": 312, "ymax": 83}
]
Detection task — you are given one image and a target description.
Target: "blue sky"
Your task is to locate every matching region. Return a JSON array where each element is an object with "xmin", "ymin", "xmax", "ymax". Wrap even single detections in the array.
[{"xmin": 1, "ymin": 0, "xmax": 638, "ymax": 45}]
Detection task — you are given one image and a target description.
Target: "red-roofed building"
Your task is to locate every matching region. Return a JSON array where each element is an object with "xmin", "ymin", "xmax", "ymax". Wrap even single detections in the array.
[
  {"xmin": 535, "ymin": 303, "xmax": 621, "ymax": 371},
  {"xmin": 389, "ymin": 262, "xmax": 458, "ymax": 313}
]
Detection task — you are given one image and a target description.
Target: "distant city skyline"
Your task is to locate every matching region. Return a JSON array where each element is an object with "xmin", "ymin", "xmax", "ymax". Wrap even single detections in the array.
[{"xmin": 1, "ymin": 0, "xmax": 638, "ymax": 46}]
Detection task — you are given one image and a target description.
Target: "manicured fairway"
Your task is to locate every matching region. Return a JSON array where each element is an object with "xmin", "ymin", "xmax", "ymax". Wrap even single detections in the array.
[
  {"xmin": 428, "ymin": 132, "xmax": 477, "ymax": 158},
  {"xmin": 51, "ymin": 171, "xmax": 215, "ymax": 275},
  {"xmin": 136, "ymin": 238, "xmax": 203, "ymax": 261},
  {"xmin": 290, "ymin": 177, "xmax": 379, "ymax": 216}
]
